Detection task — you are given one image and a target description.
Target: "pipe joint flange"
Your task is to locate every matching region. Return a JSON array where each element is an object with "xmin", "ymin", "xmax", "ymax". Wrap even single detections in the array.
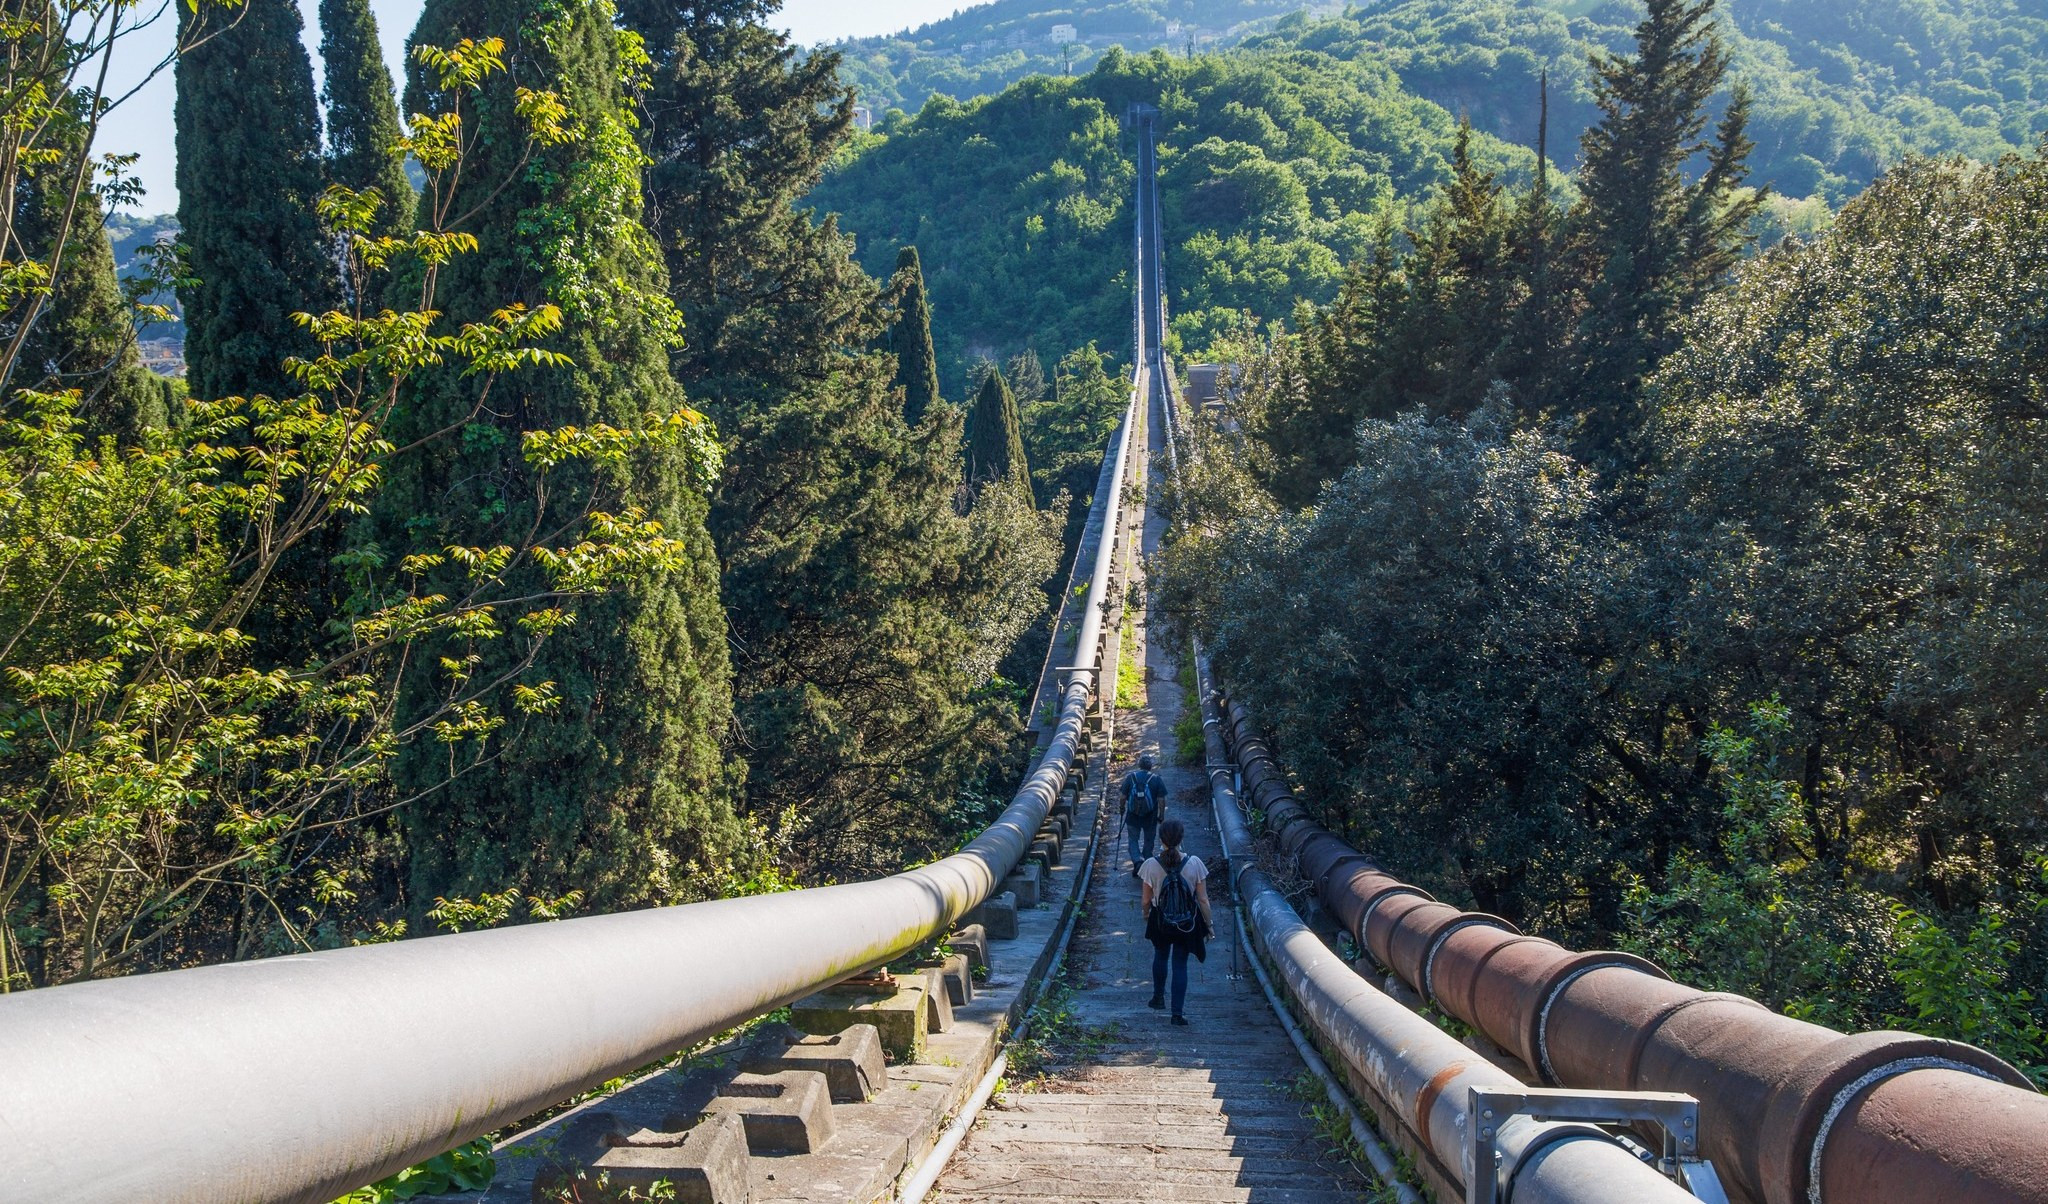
[
  {"xmin": 1355, "ymin": 884, "xmax": 1434, "ymax": 969},
  {"xmin": 1313, "ymin": 851, "xmax": 1377, "ymax": 892},
  {"xmin": 1526, "ymin": 951, "xmax": 1671, "ymax": 1087},
  {"xmin": 1420, "ymin": 912, "xmax": 1521, "ymax": 1007},
  {"xmin": 1754, "ymin": 1030, "xmax": 2035, "ymax": 1204}
]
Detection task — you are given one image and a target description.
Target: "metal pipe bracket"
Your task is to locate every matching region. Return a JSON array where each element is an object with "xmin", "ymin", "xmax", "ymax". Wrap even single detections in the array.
[{"xmin": 1468, "ymin": 1085, "xmax": 1730, "ymax": 1204}]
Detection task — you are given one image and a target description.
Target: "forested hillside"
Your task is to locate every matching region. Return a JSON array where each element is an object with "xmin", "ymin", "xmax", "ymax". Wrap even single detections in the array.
[
  {"xmin": 813, "ymin": 45, "xmax": 1537, "ymax": 393},
  {"xmin": 1245, "ymin": 0, "xmax": 2046, "ymax": 200},
  {"xmin": 1156, "ymin": 0, "xmax": 2048, "ymax": 1075},
  {"xmin": 834, "ymin": 0, "xmax": 1323, "ymax": 113}
]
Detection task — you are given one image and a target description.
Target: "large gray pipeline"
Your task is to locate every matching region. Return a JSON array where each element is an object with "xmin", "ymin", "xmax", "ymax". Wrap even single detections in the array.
[{"xmin": 0, "ymin": 392, "xmax": 1140, "ymax": 1204}]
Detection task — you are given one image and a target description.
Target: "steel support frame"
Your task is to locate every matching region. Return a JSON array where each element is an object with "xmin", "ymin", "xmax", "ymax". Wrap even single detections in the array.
[{"xmin": 1467, "ymin": 1085, "xmax": 1731, "ymax": 1204}]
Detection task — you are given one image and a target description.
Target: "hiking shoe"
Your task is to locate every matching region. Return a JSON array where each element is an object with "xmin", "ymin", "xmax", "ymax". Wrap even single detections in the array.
[
  {"xmin": 1147, "ymin": 995, "xmax": 1165, "ymax": 1010},
  {"xmin": 1171, "ymin": 1015, "xmax": 1190, "ymax": 1026},
  {"xmin": 1130, "ymin": 865, "xmax": 1142, "ymax": 878}
]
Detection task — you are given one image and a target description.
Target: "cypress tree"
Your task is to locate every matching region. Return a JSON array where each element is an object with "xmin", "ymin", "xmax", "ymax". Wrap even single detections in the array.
[
  {"xmin": 965, "ymin": 366, "xmax": 1031, "ymax": 495},
  {"xmin": 319, "ymin": 0, "xmax": 415, "ymax": 253},
  {"xmin": 11, "ymin": 102, "xmax": 164, "ymax": 439},
  {"xmin": 389, "ymin": 0, "xmax": 735, "ymax": 908},
  {"xmin": 888, "ymin": 244, "xmax": 941, "ymax": 422},
  {"xmin": 1567, "ymin": 0, "xmax": 1760, "ymax": 463},
  {"xmin": 174, "ymin": 0, "xmax": 337, "ymax": 400}
]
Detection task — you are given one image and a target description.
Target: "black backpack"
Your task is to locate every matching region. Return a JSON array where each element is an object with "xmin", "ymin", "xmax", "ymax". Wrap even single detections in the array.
[
  {"xmin": 1124, "ymin": 770, "xmax": 1159, "ymax": 821},
  {"xmin": 1156, "ymin": 855, "xmax": 1199, "ymax": 935}
]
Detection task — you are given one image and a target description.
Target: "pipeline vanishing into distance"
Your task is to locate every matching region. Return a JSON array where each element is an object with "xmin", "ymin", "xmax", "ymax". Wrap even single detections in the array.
[{"xmin": 0, "ymin": 375, "xmax": 1142, "ymax": 1204}]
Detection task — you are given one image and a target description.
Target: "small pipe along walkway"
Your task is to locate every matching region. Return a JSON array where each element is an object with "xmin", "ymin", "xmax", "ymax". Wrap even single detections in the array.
[{"xmin": 931, "ymin": 373, "xmax": 1373, "ymax": 1204}]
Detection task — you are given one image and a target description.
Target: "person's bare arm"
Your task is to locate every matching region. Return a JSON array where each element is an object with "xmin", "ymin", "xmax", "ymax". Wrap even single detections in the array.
[
  {"xmin": 1140, "ymin": 879, "xmax": 1155, "ymax": 913},
  {"xmin": 1195, "ymin": 876, "xmax": 1213, "ymax": 928}
]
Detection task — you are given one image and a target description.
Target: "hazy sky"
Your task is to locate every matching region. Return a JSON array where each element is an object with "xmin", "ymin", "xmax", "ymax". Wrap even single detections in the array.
[{"xmin": 99, "ymin": 0, "xmax": 965, "ymax": 211}]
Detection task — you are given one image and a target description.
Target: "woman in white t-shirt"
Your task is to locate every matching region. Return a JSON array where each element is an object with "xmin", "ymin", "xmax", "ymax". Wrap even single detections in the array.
[{"xmin": 1138, "ymin": 817, "xmax": 1214, "ymax": 1025}]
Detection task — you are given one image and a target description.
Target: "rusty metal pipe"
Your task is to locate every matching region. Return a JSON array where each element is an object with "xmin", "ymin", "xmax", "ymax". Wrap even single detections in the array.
[{"xmin": 1216, "ymin": 698, "xmax": 2048, "ymax": 1204}]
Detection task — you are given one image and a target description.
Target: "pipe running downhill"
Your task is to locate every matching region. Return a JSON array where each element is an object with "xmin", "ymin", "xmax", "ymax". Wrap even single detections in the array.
[
  {"xmin": 1216, "ymin": 698, "xmax": 2048, "ymax": 1204},
  {"xmin": 0, "ymin": 353, "xmax": 1142, "ymax": 1204}
]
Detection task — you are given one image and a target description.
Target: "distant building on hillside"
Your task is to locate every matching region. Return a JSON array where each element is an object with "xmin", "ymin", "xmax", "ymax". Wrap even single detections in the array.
[
  {"xmin": 1050, "ymin": 23, "xmax": 1077, "ymax": 43},
  {"xmin": 1185, "ymin": 363, "xmax": 1242, "ymax": 411},
  {"xmin": 852, "ymin": 105, "xmax": 873, "ymax": 130},
  {"xmin": 1166, "ymin": 19, "xmax": 1183, "ymax": 35}
]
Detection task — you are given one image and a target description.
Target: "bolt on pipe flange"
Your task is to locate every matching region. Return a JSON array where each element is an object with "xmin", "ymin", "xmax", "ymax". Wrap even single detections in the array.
[{"xmin": 1754, "ymin": 1030, "xmax": 2036, "ymax": 1204}]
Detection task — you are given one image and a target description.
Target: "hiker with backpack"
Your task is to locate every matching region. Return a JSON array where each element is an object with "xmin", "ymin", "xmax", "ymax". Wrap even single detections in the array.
[
  {"xmin": 1122, "ymin": 753, "xmax": 1169, "ymax": 876},
  {"xmin": 1138, "ymin": 817, "xmax": 1213, "ymax": 1025}
]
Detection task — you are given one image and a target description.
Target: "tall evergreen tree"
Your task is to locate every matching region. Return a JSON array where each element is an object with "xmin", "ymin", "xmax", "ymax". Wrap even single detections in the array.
[
  {"xmin": 11, "ymin": 101, "xmax": 164, "ymax": 439},
  {"xmin": 626, "ymin": 0, "xmax": 1055, "ymax": 877},
  {"xmin": 174, "ymin": 0, "xmax": 336, "ymax": 400},
  {"xmin": 622, "ymin": 0, "xmax": 863, "ymax": 406},
  {"xmin": 965, "ymin": 365, "xmax": 1031, "ymax": 495},
  {"xmin": 1567, "ymin": 0, "xmax": 1761, "ymax": 463},
  {"xmin": 888, "ymin": 244, "xmax": 941, "ymax": 422},
  {"xmin": 319, "ymin": 0, "xmax": 415, "ymax": 253},
  {"xmin": 389, "ymin": 0, "xmax": 735, "ymax": 908}
]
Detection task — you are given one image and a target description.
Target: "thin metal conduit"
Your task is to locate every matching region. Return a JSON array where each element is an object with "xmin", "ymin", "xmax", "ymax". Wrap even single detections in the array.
[{"xmin": 0, "ymin": 400, "xmax": 1141, "ymax": 1204}]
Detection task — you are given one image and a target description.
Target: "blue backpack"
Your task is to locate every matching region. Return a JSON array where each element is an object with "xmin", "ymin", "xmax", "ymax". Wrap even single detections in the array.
[{"xmin": 1124, "ymin": 769, "xmax": 1160, "ymax": 821}]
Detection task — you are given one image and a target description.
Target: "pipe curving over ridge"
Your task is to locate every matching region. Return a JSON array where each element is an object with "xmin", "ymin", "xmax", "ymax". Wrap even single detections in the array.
[{"xmin": 1216, "ymin": 697, "xmax": 2048, "ymax": 1204}]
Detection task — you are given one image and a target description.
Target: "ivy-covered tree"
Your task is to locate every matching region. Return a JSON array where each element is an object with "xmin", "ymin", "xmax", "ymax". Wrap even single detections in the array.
[
  {"xmin": 389, "ymin": 0, "xmax": 737, "ymax": 910},
  {"xmin": 174, "ymin": 0, "xmax": 336, "ymax": 400},
  {"xmin": 320, "ymin": 0, "xmax": 415, "ymax": 251},
  {"xmin": 888, "ymin": 244, "xmax": 940, "ymax": 422},
  {"xmin": 965, "ymin": 365, "xmax": 1031, "ymax": 495},
  {"xmin": 1567, "ymin": 0, "xmax": 1760, "ymax": 462}
]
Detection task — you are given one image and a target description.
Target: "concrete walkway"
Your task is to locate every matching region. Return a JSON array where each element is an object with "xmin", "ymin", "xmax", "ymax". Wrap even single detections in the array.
[{"xmin": 931, "ymin": 391, "xmax": 1370, "ymax": 1204}]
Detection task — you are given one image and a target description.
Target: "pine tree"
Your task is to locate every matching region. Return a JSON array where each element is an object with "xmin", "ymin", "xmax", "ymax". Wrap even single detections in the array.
[
  {"xmin": 1568, "ymin": 0, "xmax": 1761, "ymax": 463},
  {"xmin": 1005, "ymin": 347, "xmax": 1047, "ymax": 404},
  {"xmin": 1505, "ymin": 72, "xmax": 1568, "ymax": 412},
  {"xmin": 622, "ymin": 0, "xmax": 862, "ymax": 408},
  {"xmin": 888, "ymin": 244, "xmax": 941, "ymax": 422},
  {"xmin": 627, "ymin": 0, "xmax": 1053, "ymax": 876},
  {"xmin": 11, "ymin": 101, "xmax": 164, "ymax": 439},
  {"xmin": 965, "ymin": 365, "xmax": 1031, "ymax": 495},
  {"xmin": 174, "ymin": 0, "xmax": 337, "ymax": 400},
  {"xmin": 319, "ymin": 0, "xmax": 415, "ymax": 253},
  {"xmin": 388, "ymin": 0, "xmax": 735, "ymax": 909}
]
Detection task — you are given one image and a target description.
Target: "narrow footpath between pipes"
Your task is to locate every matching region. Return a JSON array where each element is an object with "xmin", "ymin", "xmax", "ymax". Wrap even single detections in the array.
[{"xmin": 930, "ymin": 375, "xmax": 1375, "ymax": 1204}]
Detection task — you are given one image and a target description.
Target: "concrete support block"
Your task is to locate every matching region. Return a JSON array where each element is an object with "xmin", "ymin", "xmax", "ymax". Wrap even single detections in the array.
[
  {"xmin": 1032, "ymin": 833, "xmax": 1062, "ymax": 867},
  {"xmin": 561, "ymin": 1113, "xmax": 752, "ymax": 1204},
  {"xmin": 744, "ymin": 1025, "xmax": 886, "ymax": 1103},
  {"xmin": 1041, "ymin": 812, "xmax": 1070, "ymax": 841},
  {"xmin": 965, "ymin": 890, "xmax": 1018, "ymax": 939},
  {"xmin": 703, "ymin": 1069, "xmax": 836, "ymax": 1154},
  {"xmin": 917, "ymin": 968, "xmax": 954, "ymax": 1033},
  {"xmin": 1001, "ymin": 862, "xmax": 1043, "ymax": 908},
  {"xmin": 790, "ymin": 987, "xmax": 928, "ymax": 1063},
  {"xmin": 936, "ymin": 952, "xmax": 974, "ymax": 1006},
  {"xmin": 947, "ymin": 926, "xmax": 990, "ymax": 973}
]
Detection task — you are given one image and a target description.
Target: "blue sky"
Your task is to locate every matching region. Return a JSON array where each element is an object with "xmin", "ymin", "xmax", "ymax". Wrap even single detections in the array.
[{"xmin": 100, "ymin": 0, "xmax": 964, "ymax": 211}]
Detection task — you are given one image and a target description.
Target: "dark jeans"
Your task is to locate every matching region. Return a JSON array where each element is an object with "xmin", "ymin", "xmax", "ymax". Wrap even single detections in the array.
[
  {"xmin": 1151, "ymin": 940, "xmax": 1190, "ymax": 1016},
  {"xmin": 1127, "ymin": 815, "xmax": 1157, "ymax": 867}
]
